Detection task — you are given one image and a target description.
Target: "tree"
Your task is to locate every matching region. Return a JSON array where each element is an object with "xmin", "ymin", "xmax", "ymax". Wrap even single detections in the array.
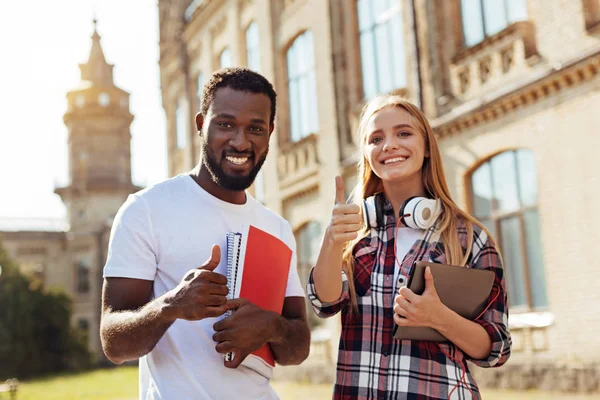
[{"xmin": 0, "ymin": 243, "xmax": 90, "ymax": 379}]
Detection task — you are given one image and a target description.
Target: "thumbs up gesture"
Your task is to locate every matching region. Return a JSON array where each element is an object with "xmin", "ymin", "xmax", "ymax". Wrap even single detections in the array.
[
  {"xmin": 325, "ymin": 176, "xmax": 362, "ymax": 247},
  {"xmin": 165, "ymin": 244, "xmax": 230, "ymax": 321}
]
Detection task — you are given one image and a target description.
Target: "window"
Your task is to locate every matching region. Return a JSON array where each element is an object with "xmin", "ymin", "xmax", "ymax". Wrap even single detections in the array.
[
  {"xmin": 469, "ymin": 149, "xmax": 547, "ymax": 310},
  {"xmin": 77, "ymin": 318, "xmax": 90, "ymax": 342},
  {"xmin": 246, "ymin": 22, "xmax": 261, "ymax": 72},
  {"xmin": 254, "ymin": 171, "xmax": 265, "ymax": 203},
  {"xmin": 296, "ymin": 221, "xmax": 322, "ymax": 328},
  {"xmin": 76, "ymin": 260, "xmax": 90, "ymax": 294},
  {"xmin": 461, "ymin": 0, "xmax": 528, "ymax": 47},
  {"xmin": 98, "ymin": 92, "xmax": 110, "ymax": 107},
  {"xmin": 357, "ymin": 0, "xmax": 407, "ymax": 99},
  {"xmin": 77, "ymin": 318, "xmax": 89, "ymax": 332},
  {"xmin": 196, "ymin": 73, "xmax": 204, "ymax": 110},
  {"xmin": 175, "ymin": 99, "xmax": 187, "ymax": 149},
  {"xmin": 220, "ymin": 48, "xmax": 233, "ymax": 68},
  {"xmin": 582, "ymin": 0, "xmax": 600, "ymax": 32},
  {"xmin": 286, "ymin": 31, "xmax": 319, "ymax": 142}
]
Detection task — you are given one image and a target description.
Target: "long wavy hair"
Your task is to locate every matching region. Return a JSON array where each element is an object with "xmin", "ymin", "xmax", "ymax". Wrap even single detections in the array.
[{"xmin": 343, "ymin": 95, "xmax": 497, "ymax": 310}]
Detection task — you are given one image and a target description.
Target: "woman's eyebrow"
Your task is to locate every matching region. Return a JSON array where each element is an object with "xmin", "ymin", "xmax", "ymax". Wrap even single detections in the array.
[{"xmin": 368, "ymin": 123, "xmax": 413, "ymax": 136}]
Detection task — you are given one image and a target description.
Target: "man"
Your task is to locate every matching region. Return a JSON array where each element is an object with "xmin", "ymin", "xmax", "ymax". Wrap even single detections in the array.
[{"xmin": 100, "ymin": 68, "xmax": 310, "ymax": 399}]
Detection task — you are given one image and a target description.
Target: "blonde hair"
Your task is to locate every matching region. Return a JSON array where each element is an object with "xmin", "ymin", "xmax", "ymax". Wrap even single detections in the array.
[{"xmin": 343, "ymin": 95, "xmax": 497, "ymax": 310}]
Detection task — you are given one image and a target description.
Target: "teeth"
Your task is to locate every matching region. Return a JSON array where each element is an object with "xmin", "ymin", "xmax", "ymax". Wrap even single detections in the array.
[
  {"xmin": 226, "ymin": 156, "xmax": 249, "ymax": 165},
  {"xmin": 384, "ymin": 157, "xmax": 407, "ymax": 164}
]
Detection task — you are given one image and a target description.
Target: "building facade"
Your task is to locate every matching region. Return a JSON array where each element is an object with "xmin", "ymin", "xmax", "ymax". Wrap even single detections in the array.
[
  {"xmin": 0, "ymin": 22, "xmax": 140, "ymax": 361},
  {"xmin": 158, "ymin": 0, "xmax": 600, "ymax": 391}
]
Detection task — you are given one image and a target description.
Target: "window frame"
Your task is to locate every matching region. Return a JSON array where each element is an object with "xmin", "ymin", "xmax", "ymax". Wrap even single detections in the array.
[
  {"xmin": 356, "ymin": 0, "xmax": 407, "ymax": 99},
  {"xmin": 285, "ymin": 30, "xmax": 319, "ymax": 143},
  {"xmin": 175, "ymin": 99, "xmax": 188, "ymax": 150},
  {"xmin": 75, "ymin": 260, "xmax": 90, "ymax": 295},
  {"xmin": 196, "ymin": 73, "xmax": 204, "ymax": 112},
  {"xmin": 460, "ymin": 0, "xmax": 529, "ymax": 47},
  {"xmin": 467, "ymin": 149, "xmax": 547, "ymax": 313},
  {"xmin": 294, "ymin": 220, "xmax": 323, "ymax": 329},
  {"xmin": 245, "ymin": 21, "xmax": 261, "ymax": 72},
  {"xmin": 219, "ymin": 47, "xmax": 233, "ymax": 68}
]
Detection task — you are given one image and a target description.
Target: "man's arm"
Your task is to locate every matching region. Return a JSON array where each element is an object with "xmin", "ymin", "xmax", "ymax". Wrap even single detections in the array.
[
  {"xmin": 100, "ymin": 278, "xmax": 174, "ymax": 364},
  {"xmin": 101, "ymin": 245, "xmax": 229, "ymax": 364},
  {"xmin": 268, "ymin": 296, "xmax": 311, "ymax": 365},
  {"xmin": 213, "ymin": 296, "xmax": 310, "ymax": 367}
]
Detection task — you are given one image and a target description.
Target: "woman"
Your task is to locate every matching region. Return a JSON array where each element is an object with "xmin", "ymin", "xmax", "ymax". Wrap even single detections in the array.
[{"xmin": 307, "ymin": 95, "xmax": 511, "ymax": 400}]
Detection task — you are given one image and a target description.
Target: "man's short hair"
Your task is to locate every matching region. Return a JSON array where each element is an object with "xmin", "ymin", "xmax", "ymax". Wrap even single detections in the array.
[{"xmin": 200, "ymin": 68, "xmax": 277, "ymax": 125}]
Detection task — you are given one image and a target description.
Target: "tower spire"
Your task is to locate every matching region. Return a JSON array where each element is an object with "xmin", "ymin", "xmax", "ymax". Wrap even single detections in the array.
[
  {"xmin": 78, "ymin": 18, "xmax": 113, "ymax": 86},
  {"xmin": 88, "ymin": 17, "xmax": 107, "ymax": 66}
]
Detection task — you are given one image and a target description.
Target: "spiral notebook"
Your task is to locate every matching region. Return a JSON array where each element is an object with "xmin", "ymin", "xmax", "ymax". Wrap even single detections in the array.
[{"xmin": 224, "ymin": 225, "xmax": 293, "ymax": 378}]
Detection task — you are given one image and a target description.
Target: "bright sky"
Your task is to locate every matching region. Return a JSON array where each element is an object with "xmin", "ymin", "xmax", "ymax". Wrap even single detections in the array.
[{"xmin": 0, "ymin": 1, "xmax": 167, "ymax": 219}]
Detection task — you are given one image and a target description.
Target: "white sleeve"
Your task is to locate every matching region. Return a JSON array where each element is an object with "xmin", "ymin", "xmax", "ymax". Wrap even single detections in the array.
[
  {"xmin": 103, "ymin": 194, "xmax": 157, "ymax": 281},
  {"xmin": 281, "ymin": 220, "xmax": 305, "ymax": 298}
]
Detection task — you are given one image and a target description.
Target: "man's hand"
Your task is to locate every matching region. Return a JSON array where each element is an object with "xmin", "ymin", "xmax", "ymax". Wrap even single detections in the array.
[
  {"xmin": 212, "ymin": 298, "xmax": 277, "ymax": 368},
  {"xmin": 164, "ymin": 244, "xmax": 229, "ymax": 321}
]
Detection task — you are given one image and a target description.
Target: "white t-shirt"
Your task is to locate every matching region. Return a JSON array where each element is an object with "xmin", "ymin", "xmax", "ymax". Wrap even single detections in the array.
[
  {"xmin": 394, "ymin": 227, "xmax": 424, "ymax": 289},
  {"xmin": 103, "ymin": 174, "xmax": 304, "ymax": 400}
]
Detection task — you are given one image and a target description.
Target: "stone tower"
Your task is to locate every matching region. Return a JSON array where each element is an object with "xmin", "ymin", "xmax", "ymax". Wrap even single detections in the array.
[{"xmin": 56, "ymin": 19, "xmax": 141, "ymax": 232}]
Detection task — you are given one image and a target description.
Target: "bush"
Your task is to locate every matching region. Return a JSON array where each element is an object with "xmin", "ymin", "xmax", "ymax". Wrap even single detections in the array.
[{"xmin": 0, "ymin": 244, "xmax": 91, "ymax": 379}]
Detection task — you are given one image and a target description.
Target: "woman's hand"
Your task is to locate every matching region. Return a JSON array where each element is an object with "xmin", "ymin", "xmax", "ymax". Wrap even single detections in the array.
[
  {"xmin": 393, "ymin": 267, "xmax": 450, "ymax": 329},
  {"xmin": 324, "ymin": 176, "xmax": 362, "ymax": 248}
]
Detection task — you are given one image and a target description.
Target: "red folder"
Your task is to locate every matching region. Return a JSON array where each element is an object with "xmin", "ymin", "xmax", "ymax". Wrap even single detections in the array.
[{"xmin": 238, "ymin": 225, "xmax": 292, "ymax": 368}]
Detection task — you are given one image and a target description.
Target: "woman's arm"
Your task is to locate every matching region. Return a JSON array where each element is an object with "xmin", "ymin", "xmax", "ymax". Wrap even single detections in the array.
[
  {"xmin": 394, "ymin": 233, "xmax": 511, "ymax": 366},
  {"xmin": 432, "ymin": 300, "xmax": 492, "ymax": 359},
  {"xmin": 312, "ymin": 176, "xmax": 361, "ymax": 302}
]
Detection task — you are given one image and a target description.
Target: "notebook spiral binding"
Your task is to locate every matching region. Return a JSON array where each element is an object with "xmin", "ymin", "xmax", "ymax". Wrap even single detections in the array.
[{"xmin": 224, "ymin": 232, "xmax": 243, "ymax": 362}]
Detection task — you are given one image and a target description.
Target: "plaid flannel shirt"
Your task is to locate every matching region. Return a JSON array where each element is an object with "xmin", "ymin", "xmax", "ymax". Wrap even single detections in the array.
[{"xmin": 307, "ymin": 196, "xmax": 511, "ymax": 400}]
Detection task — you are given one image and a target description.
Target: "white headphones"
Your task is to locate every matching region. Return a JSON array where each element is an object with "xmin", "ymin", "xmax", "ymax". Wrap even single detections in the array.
[{"xmin": 362, "ymin": 194, "xmax": 442, "ymax": 230}]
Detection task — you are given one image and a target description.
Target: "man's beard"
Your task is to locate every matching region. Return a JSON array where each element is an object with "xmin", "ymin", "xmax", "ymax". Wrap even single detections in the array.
[{"xmin": 201, "ymin": 144, "xmax": 268, "ymax": 191}]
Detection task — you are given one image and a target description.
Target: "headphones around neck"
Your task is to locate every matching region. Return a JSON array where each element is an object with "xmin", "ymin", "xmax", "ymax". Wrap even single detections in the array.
[{"xmin": 362, "ymin": 194, "xmax": 442, "ymax": 230}]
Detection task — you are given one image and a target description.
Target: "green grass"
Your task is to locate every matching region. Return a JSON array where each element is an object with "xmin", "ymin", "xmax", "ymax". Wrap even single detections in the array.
[
  {"xmin": 17, "ymin": 367, "xmax": 138, "ymax": 400},
  {"xmin": 270, "ymin": 382, "xmax": 600, "ymax": 400},
  {"xmin": 14, "ymin": 366, "xmax": 600, "ymax": 399}
]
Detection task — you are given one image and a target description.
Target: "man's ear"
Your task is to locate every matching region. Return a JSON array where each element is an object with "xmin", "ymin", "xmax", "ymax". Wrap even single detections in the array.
[
  {"xmin": 269, "ymin": 124, "xmax": 274, "ymax": 136},
  {"xmin": 195, "ymin": 113, "xmax": 204, "ymax": 135}
]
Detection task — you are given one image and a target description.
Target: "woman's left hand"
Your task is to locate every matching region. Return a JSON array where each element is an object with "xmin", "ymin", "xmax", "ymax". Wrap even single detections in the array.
[{"xmin": 393, "ymin": 267, "xmax": 449, "ymax": 329}]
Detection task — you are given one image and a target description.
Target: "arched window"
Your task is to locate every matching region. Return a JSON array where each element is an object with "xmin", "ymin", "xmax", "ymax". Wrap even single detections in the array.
[
  {"xmin": 460, "ymin": 0, "xmax": 528, "ymax": 47},
  {"xmin": 76, "ymin": 260, "xmax": 90, "ymax": 294},
  {"xmin": 253, "ymin": 172, "xmax": 265, "ymax": 203},
  {"xmin": 469, "ymin": 149, "xmax": 547, "ymax": 310},
  {"xmin": 296, "ymin": 221, "xmax": 322, "ymax": 328},
  {"xmin": 78, "ymin": 318, "xmax": 90, "ymax": 344},
  {"xmin": 196, "ymin": 73, "xmax": 204, "ymax": 110},
  {"xmin": 220, "ymin": 48, "xmax": 233, "ymax": 68},
  {"xmin": 246, "ymin": 22, "xmax": 261, "ymax": 72},
  {"xmin": 175, "ymin": 99, "xmax": 188, "ymax": 149},
  {"xmin": 357, "ymin": 0, "xmax": 407, "ymax": 99},
  {"xmin": 286, "ymin": 31, "xmax": 319, "ymax": 142}
]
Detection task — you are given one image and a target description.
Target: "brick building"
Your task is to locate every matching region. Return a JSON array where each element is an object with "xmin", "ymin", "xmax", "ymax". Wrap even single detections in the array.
[
  {"xmin": 0, "ymin": 21, "xmax": 140, "ymax": 361},
  {"xmin": 158, "ymin": 0, "xmax": 600, "ymax": 391}
]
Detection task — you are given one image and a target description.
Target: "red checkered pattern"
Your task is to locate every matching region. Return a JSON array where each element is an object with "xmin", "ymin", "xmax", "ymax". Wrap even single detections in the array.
[{"xmin": 307, "ymin": 196, "xmax": 511, "ymax": 400}]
